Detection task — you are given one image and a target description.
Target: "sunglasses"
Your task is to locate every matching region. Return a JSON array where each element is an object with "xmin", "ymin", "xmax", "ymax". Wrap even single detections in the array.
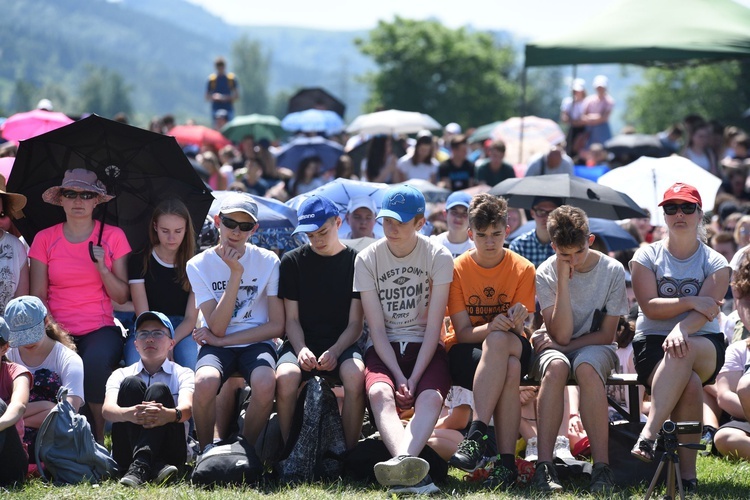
[
  {"xmin": 532, "ymin": 207, "xmax": 554, "ymax": 218},
  {"xmin": 662, "ymin": 203, "xmax": 698, "ymax": 216},
  {"xmin": 220, "ymin": 214, "xmax": 256, "ymax": 232},
  {"xmin": 134, "ymin": 329, "xmax": 170, "ymax": 341},
  {"xmin": 61, "ymin": 189, "xmax": 98, "ymax": 200}
]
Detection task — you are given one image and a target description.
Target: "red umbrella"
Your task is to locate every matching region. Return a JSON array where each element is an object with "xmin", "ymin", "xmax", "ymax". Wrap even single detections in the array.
[
  {"xmin": 0, "ymin": 110, "xmax": 74, "ymax": 142},
  {"xmin": 168, "ymin": 124, "xmax": 231, "ymax": 150}
]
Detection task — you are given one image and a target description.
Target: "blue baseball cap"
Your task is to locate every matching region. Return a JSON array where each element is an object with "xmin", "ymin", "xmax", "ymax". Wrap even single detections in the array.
[
  {"xmin": 5, "ymin": 296, "xmax": 47, "ymax": 348},
  {"xmin": 377, "ymin": 185, "xmax": 425, "ymax": 223},
  {"xmin": 135, "ymin": 311, "xmax": 175, "ymax": 338},
  {"xmin": 445, "ymin": 191, "xmax": 472, "ymax": 210},
  {"xmin": 293, "ymin": 195, "xmax": 340, "ymax": 234}
]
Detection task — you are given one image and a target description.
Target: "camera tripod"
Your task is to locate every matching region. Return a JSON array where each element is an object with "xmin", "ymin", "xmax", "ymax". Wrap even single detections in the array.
[{"xmin": 644, "ymin": 421, "xmax": 705, "ymax": 500}]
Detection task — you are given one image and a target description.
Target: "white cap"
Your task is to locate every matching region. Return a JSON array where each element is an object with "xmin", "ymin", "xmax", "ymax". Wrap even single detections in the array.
[
  {"xmin": 36, "ymin": 98, "xmax": 53, "ymax": 111},
  {"xmin": 593, "ymin": 75, "xmax": 609, "ymax": 89},
  {"xmin": 571, "ymin": 78, "xmax": 585, "ymax": 92},
  {"xmin": 445, "ymin": 122, "xmax": 461, "ymax": 134},
  {"xmin": 347, "ymin": 195, "xmax": 377, "ymax": 215}
]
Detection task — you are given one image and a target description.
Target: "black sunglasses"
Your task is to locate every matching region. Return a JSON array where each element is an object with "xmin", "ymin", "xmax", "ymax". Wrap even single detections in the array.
[
  {"xmin": 663, "ymin": 203, "xmax": 698, "ymax": 216},
  {"xmin": 219, "ymin": 214, "xmax": 256, "ymax": 232},
  {"xmin": 61, "ymin": 189, "xmax": 97, "ymax": 200}
]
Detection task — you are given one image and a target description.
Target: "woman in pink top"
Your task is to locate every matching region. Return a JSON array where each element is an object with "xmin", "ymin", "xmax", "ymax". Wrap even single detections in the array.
[{"xmin": 29, "ymin": 169, "xmax": 131, "ymax": 442}]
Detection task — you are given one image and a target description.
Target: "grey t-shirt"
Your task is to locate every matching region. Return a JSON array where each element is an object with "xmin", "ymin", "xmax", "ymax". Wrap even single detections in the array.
[
  {"xmin": 630, "ymin": 240, "xmax": 729, "ymax": 337},
  {"xmin": 354, "ymin": 233, "xmax": 454, "ymax": 345},
  {"xmin": 536, "ymin": 252, "xmax": 629, "ymax": 339}
]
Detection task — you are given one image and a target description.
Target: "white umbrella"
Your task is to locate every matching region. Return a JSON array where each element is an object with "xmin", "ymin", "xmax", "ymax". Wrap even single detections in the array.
[
  {"xmin": 597, "ymin": 155, "xmax": 723, "ymax": 227},
  {"xmin": 346, "ymin": 109, "xmax": 442, "ymax": 135},
  {"xmin": 286, "ymin": 177, "xmax": 389, "ymax": 238}
]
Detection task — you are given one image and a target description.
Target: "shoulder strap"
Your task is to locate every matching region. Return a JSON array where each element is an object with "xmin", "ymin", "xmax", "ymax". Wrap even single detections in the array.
[{"xmin": 35, "ymin": 405, "xmax": 58, "ymax": 481}]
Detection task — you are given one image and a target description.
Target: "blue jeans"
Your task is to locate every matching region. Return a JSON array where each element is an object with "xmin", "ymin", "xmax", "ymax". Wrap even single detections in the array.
[{"xmin": 124, "ymin": 315, "xmax": 198, "ymax": 370}]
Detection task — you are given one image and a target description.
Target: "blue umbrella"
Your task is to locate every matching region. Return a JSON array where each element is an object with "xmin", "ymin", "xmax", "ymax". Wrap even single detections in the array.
[
  {"xmin": 508, "ymin": 218, "xmax": 639, "ymax": 252},
  {"xmin": 275, "ymin": 135, "xmax": 344, "ymax": 173},
  {"xmin": 281, "ymin": 109, "xmax": 345, "ymax": 136}
]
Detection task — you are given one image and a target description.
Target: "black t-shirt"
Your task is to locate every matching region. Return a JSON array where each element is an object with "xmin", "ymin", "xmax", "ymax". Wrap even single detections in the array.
[
  {"xmin": 438, "ymin": 159, "xmax": 475, "ymax": 191},
  {"xmin": 279, "ymin": 244, "xmax": 360, "ymax": 354},
  {"xmin": 475, "ymin": 159, "xmax": 516, "ymax": 186},
  {"xmin": 128, "ymin": 250, "xmax": 191, "ymax": 317}
]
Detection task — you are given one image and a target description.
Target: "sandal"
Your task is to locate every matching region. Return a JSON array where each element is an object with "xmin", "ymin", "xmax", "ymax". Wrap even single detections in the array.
[{"xmin": 631, "ymin": 435, "xmax": 656, "ymax": 463}]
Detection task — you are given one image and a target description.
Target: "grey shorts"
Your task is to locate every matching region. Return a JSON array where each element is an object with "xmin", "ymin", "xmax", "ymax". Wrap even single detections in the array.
[
  {"xmin": 529, "ymin": 344, "xmax": 618, "ymax": 386},
  {"xmin": 276, "ymin": 341, "xmax": 363, "ymax": 383}
]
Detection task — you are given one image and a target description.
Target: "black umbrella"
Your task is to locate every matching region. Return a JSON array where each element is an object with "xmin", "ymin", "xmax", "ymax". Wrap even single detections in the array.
[
  {"xmin": 9, "ymin": 114, "xmax": 214, "ymax": 254},
  {"xmin": 287, "ymin": 87, "xmax": 346, "ymax": 118},
  {"xmin": 605, "ymin": 134, "xmax": 669, "ymax": 166},
  {"xmin": 488, "ymin": 173, "xmax": 647, "ymax": 220}
]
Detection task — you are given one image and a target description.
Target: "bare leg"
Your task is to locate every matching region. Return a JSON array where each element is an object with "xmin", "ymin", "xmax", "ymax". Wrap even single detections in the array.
[
  {"xmin": 671, "ymin": 372, "xmax": 703, "ymax": 481},
  {"xmin": 275, "ymin": 363, "xmax": 302, "ymax": 445},
  {"xmin": 737, "ymin": 373, "xmax": 750, "ymax": 421},
  {"xmin": 89, "ymin": 403, "xmax": 105, "ymax": 443},
  {"xmin": 369, "ymin": 382, "xmax": 405, "ymax": 456},
  {"xmin": 494, "ymin": 357, "xmax": 522, "ymax": 455},
  {"xmin": 215, "ymin": 377, "xmax": 245, "ymax": 441},
  {"xmin": 714, "ymin": 427, "xmax": 750, "ymax": 459},
  {"xmin": 702, "ymin": 383, "xmax": 721, "ymax": 429},
  {"xmin": 243, "ymin": 366, "xmax": 276, "ymax": 445},
  {"xmin": 340, "ymin": 358, "xmax": 366, "ymax": 450},
  {"xmin": 400, "ymin": 389, "xmax": 443, "ymax": 456},
  {"xmin": 473, "ymin": 331, "xmax": 522, "ymax": 424},
  {"xmin": 194, "ymin": 366, "xmax": 222, "ymax": 450},
  {"xmin": 427, "ymin": 429, "xmax": 464, "ymax": 460},
  {"xmin": 642, "ymin": 337, "xmax": 717, "ymax": 440},
  {"xmin": 576, "ymin": 363, "xmax": 609, "ymax": 464},
  {"xmin": 536, "ymin": 359, "xmax": 568, "ymax": 463}
]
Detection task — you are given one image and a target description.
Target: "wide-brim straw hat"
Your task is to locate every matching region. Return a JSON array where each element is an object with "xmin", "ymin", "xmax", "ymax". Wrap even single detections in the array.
[
  {"xmin": 42, "ymin": 168, "xmax": 114, "ymax": 206},
  {"xmin": 0, "ymin": 176, "xmax": 27, "ymax": 218}
]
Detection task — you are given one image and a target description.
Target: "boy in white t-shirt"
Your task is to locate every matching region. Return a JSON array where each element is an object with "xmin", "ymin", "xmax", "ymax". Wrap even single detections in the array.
[
  {"xmin": 354, "ymin": 184, "xmax": 454, "ymax": 495},
  {"xmin": 187, "ymin": 193, "xmax": 284, "ymax": 452},
  {"xmin": 431, "ymin": 191, "xmax": 475, "ymax": 258}
]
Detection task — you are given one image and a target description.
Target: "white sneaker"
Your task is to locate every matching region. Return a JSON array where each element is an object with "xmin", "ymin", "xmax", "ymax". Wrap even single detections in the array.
[
  {"xmin": 525, "ymin": 437, "xmax": 538, "ymax": 462},
  {"xmin": 553, "ymin": 435, "xmax": 574, "ymax": 460},
  {"xmin": 374, "ymin": 455, "xmax": 429, "ymax": 487}
]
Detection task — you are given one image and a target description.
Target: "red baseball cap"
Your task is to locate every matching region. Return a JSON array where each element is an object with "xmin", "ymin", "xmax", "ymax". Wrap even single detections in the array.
[{"xmin": 658, "ymin": 183, "xmax": 702, "ymax": 208}]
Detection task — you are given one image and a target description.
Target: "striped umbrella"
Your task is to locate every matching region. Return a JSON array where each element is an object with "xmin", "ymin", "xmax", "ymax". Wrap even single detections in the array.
[{"xmin": 491, "ymin": 116, "xmax": 565, "ymax": 165}]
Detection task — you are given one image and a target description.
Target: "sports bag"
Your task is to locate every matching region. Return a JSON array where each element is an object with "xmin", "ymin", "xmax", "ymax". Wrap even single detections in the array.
[
  {"xmin": 191, "ymin": 434, "xmax": 262, "ymax": 487},
  {"xmin": 35, "ymin": 387, "xmax": 118, "ymax": 484}
]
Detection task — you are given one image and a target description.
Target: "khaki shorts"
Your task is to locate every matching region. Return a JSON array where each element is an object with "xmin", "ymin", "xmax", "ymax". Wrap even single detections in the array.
[{"xmin": 529, "ymin": 343, "xmax": 618, "ymax": 386}]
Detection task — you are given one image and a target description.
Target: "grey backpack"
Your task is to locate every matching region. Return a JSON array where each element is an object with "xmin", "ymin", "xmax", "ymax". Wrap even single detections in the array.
[{"xmin": 35, "ymin": 387, "xmax": 118, "ymax": 484}]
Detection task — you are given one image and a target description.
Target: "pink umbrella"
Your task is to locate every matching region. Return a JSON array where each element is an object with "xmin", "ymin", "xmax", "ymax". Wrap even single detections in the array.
[
  {"xmin": 168, "ymin": 125, "xmax": 231, "ymax": 150},
  {"xmin": 0, "ymin": 110, "xmax": 74, "ymax": 142},
  {"xmin": 491, "ymin": 116, "xmax": 565, "ymax": 165},
  {"xmin": 0, "ymin": 157, "xmax": 14, "ymax": 182}
]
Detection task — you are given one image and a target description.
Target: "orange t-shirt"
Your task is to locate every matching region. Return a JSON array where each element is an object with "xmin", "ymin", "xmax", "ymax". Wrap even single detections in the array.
[{"xmin": 445, "ymin": 249, "xmax": 536, "ymax": 350}]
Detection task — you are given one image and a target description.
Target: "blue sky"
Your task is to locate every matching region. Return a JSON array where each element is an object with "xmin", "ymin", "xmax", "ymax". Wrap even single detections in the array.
[{"xmin": 187, "ymin": 0, "xmax": 750, "ymax": 39}]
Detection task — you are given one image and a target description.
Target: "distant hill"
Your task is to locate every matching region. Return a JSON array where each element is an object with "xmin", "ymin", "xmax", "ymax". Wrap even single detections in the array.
[{"xmin": 0, "ymin": 0, "xmax": 375, "ymax": 124}]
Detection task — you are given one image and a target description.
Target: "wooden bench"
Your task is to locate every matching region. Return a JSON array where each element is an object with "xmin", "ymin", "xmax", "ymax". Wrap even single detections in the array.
[{"xmin": 521, "ymin": 373, "xmax": 642, "ymax": 423}]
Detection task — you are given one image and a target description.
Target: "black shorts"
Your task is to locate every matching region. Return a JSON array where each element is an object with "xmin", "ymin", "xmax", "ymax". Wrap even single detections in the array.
[
  {"xmin": 448, "ymin": 332, "xmax": 532, "ymax": 390},
  {"xmin": 632, "ymin": 332, "xmax": 726, "ymax": 393},
  {"xmin": 196, "ymin": 342, "xmax": 277, "ymax": 390},
  {"xmin": 276, "ymin": 341, "xmax": 363, "ymax": 383}
]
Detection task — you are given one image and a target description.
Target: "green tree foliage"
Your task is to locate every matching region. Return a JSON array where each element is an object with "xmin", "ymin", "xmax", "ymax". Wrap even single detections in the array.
[
  {"xmin": 356, "ymin": 17, "xmax": 520, "ymax": 129},
  {"xmin": 232, "ymin": 36, "xmax": 271, "ymax": 115},
  {"xmin": 77, "ymin": 65, "xmax": 133, "ymax": 118},
  {"xmin": 626, "ymin": 61, "xmax": 750, "ymax": 133}
]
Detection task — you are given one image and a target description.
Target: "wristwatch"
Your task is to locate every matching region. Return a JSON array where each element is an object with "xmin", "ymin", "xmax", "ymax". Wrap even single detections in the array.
[{"xmin": 174, "ymin": 408, "xmax": 182, "ymax": 423}]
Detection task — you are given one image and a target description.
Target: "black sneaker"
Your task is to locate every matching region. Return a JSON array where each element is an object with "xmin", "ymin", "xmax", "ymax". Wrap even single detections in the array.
[
  {"xmin": 154, "ymin": 463, "xmax": 178, "ymax": 484},
  {"xmin": 682, "ymin": 478, "xmax": 698, "ymax": 495},
  {"xmin": 387, "ymin": 474, "xmax": 440, "ymax": 495},
  {"xmin": 482, "ymin": 462, "xmax": 518, "ymax": 490},
  {"xmin": 532, "ymin": 461, "xmax": 563, "ymax": 492},
  {"xmin": 449, "ymin": 435, "xmax": 487, "ymax": 472},
  {"xmin": 120, "ymin": 459, "xmax": 151, "ymax": 487},
  {"xmin": 589, "ymin": 462, "xmax": 616, "ymax": 494}
]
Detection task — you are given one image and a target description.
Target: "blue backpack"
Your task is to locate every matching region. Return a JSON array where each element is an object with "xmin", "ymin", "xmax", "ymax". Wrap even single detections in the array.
[{"xmin": 35, "ymin": 387, "xmax": 118, "ymax": 484}]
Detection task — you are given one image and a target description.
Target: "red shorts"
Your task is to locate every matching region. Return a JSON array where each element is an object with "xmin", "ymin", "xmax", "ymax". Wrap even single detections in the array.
[{"xmin": 364, "ymin": 342, "xmax": 451, "ymax": 399}]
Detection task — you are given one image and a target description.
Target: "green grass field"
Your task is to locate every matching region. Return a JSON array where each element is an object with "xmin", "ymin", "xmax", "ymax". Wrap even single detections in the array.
[{"xmin": 4, "ymin": 455, "xmax": 750, "ymax": 499}]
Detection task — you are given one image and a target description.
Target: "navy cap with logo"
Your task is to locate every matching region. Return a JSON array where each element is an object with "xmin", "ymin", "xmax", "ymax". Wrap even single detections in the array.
[
  {"xmin": 135, "ymin": 311, "xmax": 175, "ymax": 338},
  {"xmin": 292, "ymin": 195, "xmax": 340, "ymax": 234},
  {"xmin": 377, "ymin": 184, "xmax": 425, "ymax": 223}
]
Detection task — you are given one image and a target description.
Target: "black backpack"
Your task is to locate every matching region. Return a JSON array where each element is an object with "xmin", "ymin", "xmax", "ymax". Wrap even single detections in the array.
[
  {"xmin": 277, "ymin": 376, "xmax": 346, "ymax": 483},
  {"xmin": 191, "ymin": 434, "xmax": 262, "ymax": 487}
]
